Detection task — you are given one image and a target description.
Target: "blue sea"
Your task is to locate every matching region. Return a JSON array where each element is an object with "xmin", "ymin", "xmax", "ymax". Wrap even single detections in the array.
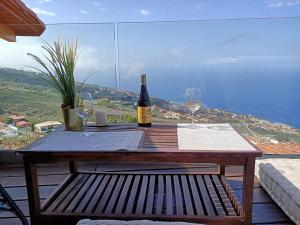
[{"xmin": 120, "ymin": 64, "xmax": 300, "ymax": 129}]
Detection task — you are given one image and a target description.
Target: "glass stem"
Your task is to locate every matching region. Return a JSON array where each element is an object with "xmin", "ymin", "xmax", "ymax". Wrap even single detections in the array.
[
  {"xmin": 192, "ymin": 111, "xmax": 194, "ymax": 126},
  {"xmin": 84, "ymin": 118, "xmax": 88, "ymax": 136}
]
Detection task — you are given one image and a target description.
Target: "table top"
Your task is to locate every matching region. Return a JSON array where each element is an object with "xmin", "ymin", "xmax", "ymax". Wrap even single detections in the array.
[{"xmin": 18, "ymin": 123, "xmax": 262, "ymax": 158}]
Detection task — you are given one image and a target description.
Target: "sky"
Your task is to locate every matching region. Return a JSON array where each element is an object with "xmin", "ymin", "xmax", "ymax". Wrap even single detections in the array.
[
  {"xmin": 22, "ymin": 0, "xmax": 300, "ymax": 23},
  {"xmin": 1, "ymin": 0, "xmax": 299, "ymax": 87}
]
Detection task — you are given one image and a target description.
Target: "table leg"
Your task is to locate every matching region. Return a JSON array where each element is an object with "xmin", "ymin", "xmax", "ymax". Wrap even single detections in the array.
[
  {"xmin": 219, "ymin": 164, "xmax": 225, "ymax": 176},
  {"xmin": 69, "ymin": 160, "xmax": 78, "ymax": 174},
  {"xmin": 23, "ymin": 157, "xmax": 40, "ymax": 225},
  {"xmin": 243, "ymin": 157, "xmax": 255, "ymax": 225}
]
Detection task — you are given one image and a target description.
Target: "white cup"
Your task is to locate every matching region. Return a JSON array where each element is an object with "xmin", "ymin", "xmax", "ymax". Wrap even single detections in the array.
[{"xmin": 95, "ymin": 109, "xmax": 107, "ymax": 126}]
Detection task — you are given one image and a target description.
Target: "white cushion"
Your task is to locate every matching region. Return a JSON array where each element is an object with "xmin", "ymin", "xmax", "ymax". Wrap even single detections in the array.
[
  {"xmin": 77, "ymin": 219, "xmax": 203, "ymax": 225},
  {"xmin": 255, "ymin": 158, "xmax": 300, "ymax": 225}
]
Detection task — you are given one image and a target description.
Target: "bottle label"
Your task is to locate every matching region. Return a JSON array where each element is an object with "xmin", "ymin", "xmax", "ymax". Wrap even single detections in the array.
[{"xmin": 138, "ymin": 106, "xmax": 151, "ymax": 124}]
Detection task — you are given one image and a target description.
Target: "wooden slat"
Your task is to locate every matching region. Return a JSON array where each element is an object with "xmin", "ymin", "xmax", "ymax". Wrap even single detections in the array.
[
  {"xmin": 94, "ymin": 175, "xmax": 118, "ymax": 213},
  {"xmin": 0, "ymin": 162, "xmax": 97, "ymax": 178},
  {"xmin": 41, "ymin": 174, "xmax": 74, "ymax": 211},
  {"xmin": 114, "ymin": 175, "xmax": 133, "ymax": 214},
  {"xmin": 188, "ymin": 175, "xmax": 205, "ymax": 215},
  {"xmin": 165, "ymin": 175, "xmax": 173, "ymax": 215},
  {"xmin": 0, "ymin": 0, "xmax": 45, "ymax": 39},
  {"xmin": 5, "ymin": 186, "xmax": 55, "ymax": 202},
  {"xmin": 0, "ymin": 19, "xmax": 17, "ymax": 42},
  {"xmin": 145, "ymin": 135, "xmax": 178, "ymax": 140},
  {"xmin": 75, "ymin": 175, "xmax": 103, "ymax": 213},
  {"xmin": 195, "ymin": 175, "xmax": 216, "ymax": 216},
  {"xmin": 145, "ymin": 175, "xmax": 155, "ymax": 215},
  {"xmin": 0, "ymin": 200, "xmax": 29, "ymax": 218},
  {"xmin": 173, "ymin": 175, "xmax": 184, "ymax": 216},
  {"xmin": 234, "ymin": 188, "xmax": 273, "ymax": 204},
  {"xmin": 65, "ymin": 174, "xmax": 96, "ymax": 213},
  {"xmin": 46, "ymin": 174, "xmax": 84, "ymax": 212},
  {"xmin": 135, "ymin": 175, "xmax": 149, "ymax": 214},
  {"xmin": 125, "ymin": 175, "xmax": 141, "ymax": 214},
  {"xmin": 155, "ymin": 175, "xmax": 165, "ymax": 215},
  {"xmin": 104, "ymin": 175, "xmax": 126, "ymax": 214},
  {"xmin": 55, "ymin": 174, "xmax": 89, "ymax": 212},
  {"xmin": 226, "ymin": 176, "xmax": 261, "ymax": 189},
  {"xmin": 143, "ymin": 143, "xmax": 178, "ymax": 147},
  {"xmin": 84, "ymin": 175, "xmax": 111, "ymax": 213},
  {"xmin": 180, "ymin": 175, "xmax": 194, "ymax": 215},
  {"xmin": 0, "ymin": 218, "xmax": 30, "ymax": 225},
  {"xmin": 204, "ymin": 175, "xmax": 226, "ymax": 216},
  {"xmin": 252, "ymin": 203, "xmax": 292, "ymax": 224},
  {"xmin": 221, "ymin": 176, "xmax": 243, "ymax": 216},
  {"xmin": 212, "ymin": 175, "xmax": 236, "ymax": 216},
  {"xmin": 2, "ymin": 174, "xmax": 68, "ymax": 188}
]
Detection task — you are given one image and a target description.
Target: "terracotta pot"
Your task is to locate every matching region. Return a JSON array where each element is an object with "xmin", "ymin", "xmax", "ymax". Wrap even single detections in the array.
[{"xmin": 61, "ymin": 108, "xmax": 83, "ymax": 131}]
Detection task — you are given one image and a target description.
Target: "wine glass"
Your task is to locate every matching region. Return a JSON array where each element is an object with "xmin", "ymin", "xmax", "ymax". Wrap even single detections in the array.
[
  {"xmin": 75, "ymin": 92, "xmax": 93, "ymax": 137},
  {"xmin": 184, "ymin": 88, "xmax": 202, "ymax": 127}
]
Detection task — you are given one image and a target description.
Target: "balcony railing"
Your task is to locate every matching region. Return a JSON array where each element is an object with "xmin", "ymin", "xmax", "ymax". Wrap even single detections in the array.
[{"xmin": 0, "ymin": 18, "xmax": 300, "ymax": 150}]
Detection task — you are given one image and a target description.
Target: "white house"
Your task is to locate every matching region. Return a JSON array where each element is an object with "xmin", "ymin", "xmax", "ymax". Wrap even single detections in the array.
[{"xmin": 34, "ymin": 121, "xmax": 62, "ymax": 133}]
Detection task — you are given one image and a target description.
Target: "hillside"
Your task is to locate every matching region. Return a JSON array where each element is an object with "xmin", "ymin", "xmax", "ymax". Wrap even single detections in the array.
[
  {"xmin": 0, "ymin": 67, "xmax": 174, "ymax": 122},
  {"xmin": 0, "ymin": 81, "xmax": 62, "ymax": 123},
  {"xmin": 0, "ymin": 67, "xmax": 51, "ymax": 87},
  {"xmin": 0, "ymin": 67, "xmax": 171, "ymax": 124}
]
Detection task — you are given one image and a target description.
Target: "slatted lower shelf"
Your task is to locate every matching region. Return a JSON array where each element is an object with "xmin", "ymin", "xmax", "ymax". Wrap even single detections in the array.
[{"xmin": 42, "ymin": 172, "xmax": 240, "ymax": 222}]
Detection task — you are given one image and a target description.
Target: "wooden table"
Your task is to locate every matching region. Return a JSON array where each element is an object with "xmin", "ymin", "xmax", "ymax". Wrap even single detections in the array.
[{"xmin": 17, "ymin": 124, "xmax": 262, "ymax": 225}]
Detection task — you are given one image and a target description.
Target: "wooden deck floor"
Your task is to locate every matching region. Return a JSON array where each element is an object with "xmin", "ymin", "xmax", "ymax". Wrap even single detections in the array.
[{"xmin": 0, "ymin": 162, "xmax": 294, "ymax": 225}]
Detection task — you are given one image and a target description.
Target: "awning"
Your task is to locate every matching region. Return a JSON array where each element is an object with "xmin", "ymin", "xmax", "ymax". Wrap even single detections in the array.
[{"xmin": 0, "ymin": 0, "xmax": 45, "ymax": 42}]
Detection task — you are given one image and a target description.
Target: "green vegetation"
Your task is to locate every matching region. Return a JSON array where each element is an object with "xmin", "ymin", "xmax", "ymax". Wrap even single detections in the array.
[
  {"xmin": 2, "ymin": 132, "xmax": 41, "ymax": 149},
  {"xmin": 250, "ymin": 126, "xmax": 300, "ymax": 143},
  {"xmin": 28, "ymin": 38, "xmax": 78, "ymax": 109},
  {"xmin": 0, "ymin": 67, "xmax": 62, "ymax": 123},
  {"xmin": 0, "ymin": 81, "xmax": 62, "ymax": 124}
]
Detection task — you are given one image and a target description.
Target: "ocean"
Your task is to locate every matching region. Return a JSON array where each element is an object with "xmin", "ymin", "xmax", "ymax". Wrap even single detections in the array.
[{"xmin": 120, "ymin": 64, "xmax": 300, "ymax": 129}]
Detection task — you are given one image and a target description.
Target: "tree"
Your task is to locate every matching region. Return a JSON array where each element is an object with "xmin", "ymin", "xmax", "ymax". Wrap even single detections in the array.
[{"xmin": 6, "ymin": 117, "xmax": 13, "ymax": 125}]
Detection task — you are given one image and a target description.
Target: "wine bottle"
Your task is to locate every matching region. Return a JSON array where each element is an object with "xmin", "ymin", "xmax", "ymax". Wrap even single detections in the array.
[{"xmin": 137, "ymin": 74, "xmax": 151, "ymax": 127}]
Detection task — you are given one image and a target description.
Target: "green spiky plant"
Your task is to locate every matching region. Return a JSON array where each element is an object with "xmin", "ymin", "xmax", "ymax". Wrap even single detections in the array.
[{"xmin": 27, "ymin": 37, "xmax": 78, "ymax": 109}]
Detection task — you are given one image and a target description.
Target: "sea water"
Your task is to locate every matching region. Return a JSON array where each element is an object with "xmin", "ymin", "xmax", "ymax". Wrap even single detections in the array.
[{"xmin": 120, "ymin": 65, "xmax": 300, "ymax": 129}]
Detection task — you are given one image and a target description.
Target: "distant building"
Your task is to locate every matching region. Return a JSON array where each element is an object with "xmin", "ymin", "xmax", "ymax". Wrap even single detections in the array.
[
  {"xmin": 9, "ymin": 115, "xmax": 32, "ymax": 128},
  {"xmin": 34, "ymin": 121, "xmax": 62, "ymax": 133},
  {"xmin": 9, "ymin": 115, "xmax": 26, "ymax": 124},
  {"xmin": 0, "ymin": 122, "xmax": 6, "ymax": 130},
  {"xmin": 16, "ymin": 121, "xmax": 32, "ymax": 128},
  {"xmin": 0, "ymin": 122, "xmax": 18, "ymax": 137}
]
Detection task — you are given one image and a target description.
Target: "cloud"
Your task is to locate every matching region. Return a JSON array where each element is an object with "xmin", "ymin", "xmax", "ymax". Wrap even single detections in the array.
[
  {"xmin": 287, "ymin": 0, "xmax": 300, "ymax": 5},
  {"xmin": 92, "ymin": 1, "xmax": 107, "ymax": 11},
  {"xmin": 138, "ymin": 9, "xmax": 151, "ymax": 16},
  {"xmin": 196, "ymin": 2, "xmax": 208, "ymax": 10},
  {"xmin": 32, "ymin": 7, "xmax": 56, "ymax": 16},
  {"xmin": 217, "ymin": 32, "xmax": 259, "ymax": 46},
  {"xmin": 171, "ymin": 46, "xmax": 188, "ymax": 60},
  {"xmin": 200, "ymin": 57, "xmax": 239, "ymax": 65},
  {"xmin": 0, "ymin": 38, "xmax": 114, "ymax": 80},
  {"xmin": 120, "ymin": 61, "xmax": 146, "ymax": 78},
  {"xmin": 80, "ymin": 10, "xmax": 88, "ymax": 14},
  {"xmin": 77, "ymin": 46, "xmax": 113, "ymax": 72},
  {"xmin": 267, "ymin": 0, "xmax": 300, "ymax": 8},
  {"xmin": 92, "ymin": 1, "xmax": 101, "ymax": 6},
  {"xmin": 268, "ymin": 1, "xmax": 283, "ymax": 7},
  {"xmin": 98, "ymin": 7, "xmax": 107, "ymax": 12},
  {"xmin": 0, "ymin": 38, "xmax": 42, "ymax": 70},
  {"xmin": 37, "ymin": 0, "xmax": 52, "ymax": 3}
]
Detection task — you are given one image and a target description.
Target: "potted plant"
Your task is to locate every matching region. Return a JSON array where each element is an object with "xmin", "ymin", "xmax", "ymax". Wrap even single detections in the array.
[{"xmin": 28, "ymin": 37, "xmax": 82, "ymax": 130}]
